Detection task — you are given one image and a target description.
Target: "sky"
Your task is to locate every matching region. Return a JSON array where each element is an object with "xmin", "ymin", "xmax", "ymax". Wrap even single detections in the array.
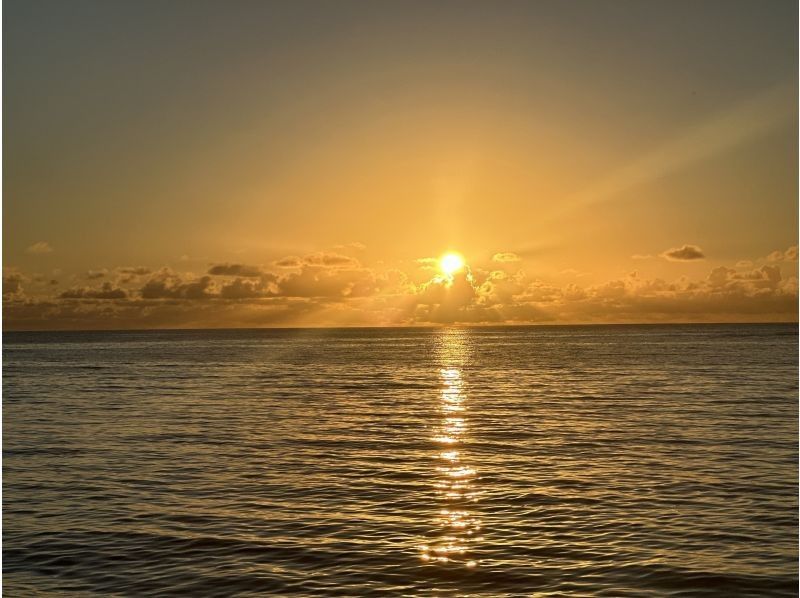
[{"xmin": 4, "ymin": 0, "xmax": 798, "ymax": 329}]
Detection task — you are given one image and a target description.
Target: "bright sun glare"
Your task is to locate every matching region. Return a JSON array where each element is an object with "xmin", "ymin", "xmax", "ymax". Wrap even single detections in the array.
[{"xmin": 440, "ymin": 252, "xmax": 465, "ymax": 276}]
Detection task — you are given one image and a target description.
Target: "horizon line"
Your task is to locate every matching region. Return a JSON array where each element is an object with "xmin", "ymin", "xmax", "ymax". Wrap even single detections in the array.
[{"xmin": 3, "ymin": 321, "xmax": 798, "ymax": 334}]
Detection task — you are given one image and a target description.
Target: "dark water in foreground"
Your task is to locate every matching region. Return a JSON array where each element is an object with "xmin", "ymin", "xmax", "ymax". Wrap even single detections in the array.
[{"xmin": 3, "ymin": 324, "xmax": 798, "ymax": 596}]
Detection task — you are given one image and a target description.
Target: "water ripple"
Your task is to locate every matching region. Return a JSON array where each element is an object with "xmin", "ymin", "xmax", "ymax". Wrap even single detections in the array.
[{"xmin": 4, "ymin": 324, "xmax": 798, "ymax": 595}]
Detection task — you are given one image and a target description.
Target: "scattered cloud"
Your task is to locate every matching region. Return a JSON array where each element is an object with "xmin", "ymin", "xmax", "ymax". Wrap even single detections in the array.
[
  {"xmin": 333, "ymin": 242, "xmax": 366, "ymax": 251},
  {"xmin": 219, "ymin": 277, "xmax": 270, "ymax": 299},
  {"xmin": 140, "ymin": 272, "xmax": 216, "ymax": 300},
  {"xmin": 660, "ymin": 244, "xmax": 705, "ymax": 261},
  {"xmin": 3, "ymin": 272, "xmax": 25, "ymax": 297},
  {"xmin": 60, "ymin": 282, "xmax": 127, "ymax": 300},
  {"xmin": 274, "ymin": 256, "xmax": 302, "ymax": 268},
  {"xmin": 303, "ymin": 252, "xmax": 359, "ymax": 268},
  {"xmin": 492, "ymin": 252, "xmax": 521, "ymax": 263},
  {"xmin": 86, "ymin": 269, "xmax": 108, "ymax": 280},
  {"xmin": 208, "ymin": 263, "xmax": 263, "ymax": 277},
  {"xmin": 766, "ymin": 245, "xmax": 798, "ymax": 262},
  {"xmin": 4, "ymin": 250, "xmax": 797, "ymax": 329},
  {"xmin": 632, "ymin": 254, "xmax": 653, "ymax": 260},
  {"xmin": 273, "ymin": 252, "xmax": 359, "ymax": 269},
  {"xmin": 275, "ymin": 266, "xmax": 376, "ymax": 298},
  {"xmin": 118, "ymin": 266, "xmax": 152, "ymax": 276},
  {"xmin": 116, "ymin": 266, "xmax": 153, "ymax": 284},
  {"xmin": 26, "ymin": 241, "xmax": 53, "ymax": 255},
  {"xmin": 415, "ymin": 257, "xmax": 440, "ymax": 272}
]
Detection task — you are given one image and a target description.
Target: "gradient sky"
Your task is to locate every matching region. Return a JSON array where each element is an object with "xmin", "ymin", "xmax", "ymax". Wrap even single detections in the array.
[{"xmin": 4, "ymin": 0, "xmax": 798, "ymax": 329}]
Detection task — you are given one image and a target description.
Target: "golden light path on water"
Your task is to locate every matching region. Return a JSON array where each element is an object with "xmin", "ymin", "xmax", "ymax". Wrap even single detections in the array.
[{"xmin": 420, "ymin": 329, "xmax": 482, "ymax": 569}]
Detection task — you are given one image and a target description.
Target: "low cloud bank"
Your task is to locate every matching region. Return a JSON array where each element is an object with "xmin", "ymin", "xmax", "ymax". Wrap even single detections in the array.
[{"xmin": 4, "ymin": 249, "xmax": 797, "ymax": 329}]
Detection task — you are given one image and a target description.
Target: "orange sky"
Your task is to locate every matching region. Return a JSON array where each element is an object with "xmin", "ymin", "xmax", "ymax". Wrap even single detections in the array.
[{"xmin": 4, "ymin": 0, "xmax": 798, "ymax": 329}]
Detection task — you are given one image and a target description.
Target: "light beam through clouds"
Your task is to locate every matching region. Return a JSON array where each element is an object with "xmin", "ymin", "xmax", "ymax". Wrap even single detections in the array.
[{"xmin": 550, "ymin": 80, "xmax": 796, "ymax": 220}]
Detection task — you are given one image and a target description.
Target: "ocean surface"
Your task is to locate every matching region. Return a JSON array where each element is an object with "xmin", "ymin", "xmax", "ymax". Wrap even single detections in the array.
[{"xmin": 3, "ymin": 324, "xmax": 798, "ymax": 596}]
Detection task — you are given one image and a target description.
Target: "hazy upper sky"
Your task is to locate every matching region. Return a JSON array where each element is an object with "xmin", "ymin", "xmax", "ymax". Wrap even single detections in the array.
[{"xmin": 4, "ymin": 0, "xmax": 798, "ymax": 328}]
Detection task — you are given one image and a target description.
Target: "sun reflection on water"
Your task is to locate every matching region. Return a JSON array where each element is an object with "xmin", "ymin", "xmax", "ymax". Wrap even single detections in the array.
[{"xmin": 420, "ymin": 329, "xmax": 482, "ymax": 569}]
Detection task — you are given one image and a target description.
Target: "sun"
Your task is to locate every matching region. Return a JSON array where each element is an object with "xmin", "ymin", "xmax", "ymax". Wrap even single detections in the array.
[{"xmin": 439, "ymin": 252, "xmax": 465, "ymax": 276}]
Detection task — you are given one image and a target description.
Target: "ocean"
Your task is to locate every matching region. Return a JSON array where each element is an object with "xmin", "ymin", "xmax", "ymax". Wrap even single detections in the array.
[{"xmin": 3, "ymin": 324, "xmax": 798, "ymax": 596}]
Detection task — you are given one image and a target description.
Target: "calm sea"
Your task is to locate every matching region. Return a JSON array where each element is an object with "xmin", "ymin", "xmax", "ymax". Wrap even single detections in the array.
[{"xmin": 3, "ymin": 324, "xmax": 798, "ymax": 596}]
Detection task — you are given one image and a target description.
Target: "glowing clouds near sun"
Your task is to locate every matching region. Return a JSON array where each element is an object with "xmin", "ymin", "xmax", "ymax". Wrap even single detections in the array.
[{"xmin": 3, "ymin": 245, "xmax": 798, "ymax": 329}]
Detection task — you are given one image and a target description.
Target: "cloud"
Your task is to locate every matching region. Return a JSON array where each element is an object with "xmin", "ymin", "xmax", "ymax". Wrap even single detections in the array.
[
  {"xmin": 116, "ymin": 266, "xmax": 153, "ymax": 284},
  {"xmin": 415, "ymin": 257, "xmax": 438, "ymax": 266},
  {"xmin": 4, "ymin": 251, "xmax": 797, "ymax": 329},
  {"xmin": 3, "ymin": 273, "xmax": 25, "ymax": 297},
  {"xmin": 3, "ymin": 296, "xmax": 327, "ymax": 331},
  {"xmin": 660, "ymin": 244, "xmax": 705, "ymax": 261},
  {"xmin": 60, "ymin": 282, "xmax": 127, "ymax": 300},
  {"xmin": 140, "ymin": 272, "xmax": 216, "ymax": 299},
  {"xmin": 632, "ymin": 254, "xmax": 653, "ymax": 260},
  {"xmin": 25, "ymin": 241, "xmax": 53, "ymax": 255},
  {"xmin": 766, "ymin": 245, "xmax": 798, "ymax": 262},
  {"xmin": 86, "ymin": 269, "xmax": 108, "ymax": 280},
  {"xmin": 208, "ymin": 263, "xmax": 263, "ymax": 277},
  {"xmin": 708, "ymin": 265, "xmax": 782, "ymax": 290},
  {"xmin": 219, "ymin": 277, "xmax": 270, "ymax": 299},
  {"xmin": 275, "ymin": 266, "xmax": 377, "ymax": 298},
  {"xmin": 118, "ymin": 266, "xmax": 152, "ymax": 276},
  {"xmin": 303, "ymin": 252, "xmax": 359, "ymax": 268},
  {"xmin": 476, "ymin": 270, "xmax": 528, "ymax": 305},
  {"xmin": 273, "ymin": 252, "xmax": 360, "ymax": 269},
  {"xmin": 559, "ymin": 268, "xmax": 584, "ymax": 277},
  {"xmin": 492, "ymin": 252, "xmax": 521, "ymax": 263},
  {"xmin": 333, "ymin": 242, "xmax": 366, "ymax": 251},
  {"xmin": 274, "ymin": 256, "xmax": 302, "ymax": 268}
]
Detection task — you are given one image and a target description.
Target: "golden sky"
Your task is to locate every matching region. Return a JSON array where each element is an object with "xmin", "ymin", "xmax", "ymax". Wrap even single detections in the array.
[{"xmin": 4, "ymin": 0, "xmax": 798, "ymax": 329}]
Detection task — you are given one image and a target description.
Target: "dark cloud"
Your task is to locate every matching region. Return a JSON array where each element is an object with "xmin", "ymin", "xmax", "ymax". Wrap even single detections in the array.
[
  {"xmin": 303, "ymin": 253, "xmax": 359, "ymax": 268},
  {"xmin": 220, "ymin": 277, "xmax": 269, "ymax": 299},
  {"xmin": 118, "ymin": 266, "xmax": 151, "ymax": 276},
  {"xmin": 208, "ymin": 263, "xmax": 263, "ymax": 277},
  {"xmin": 3, "ymin": 297, "xmax": 323, "ymax": 330},
  {"xmin": 60, "ymin": 282, "xmax": 127, "ymax": 300},
  {"xmin": 661, "ymin": 244, "xmax": 705, "ymax": 261},
  {"xmin": 274, "ymin": 257, "xmax": 302, "ymax": 268},
  {"xmin": 140, "ymin": 274, "xmax": 215, "ymax": 299},
  {"xmin": 274, "ymin": 252, "xmax": 360, "ymax": 270},
  {"xmin": 3, "ymin": 273, "xmax": 24, "ymax": 297}
]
